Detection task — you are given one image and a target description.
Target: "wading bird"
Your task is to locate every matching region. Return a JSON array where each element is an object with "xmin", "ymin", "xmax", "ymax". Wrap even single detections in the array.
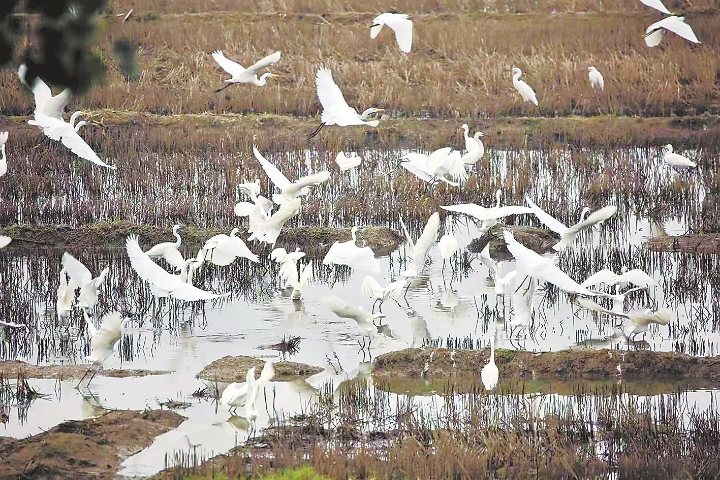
[
  {"xmin": 663, "ymin": 144, "xmax": 696, "ymax": 169},
  {"xmin": 145, "ymin": 224, "xmax": 185, "ymax": 271},
  {"xmin": 481, "ymin": 337, "xmax": 499, "ymax": 390},
  {"xmin": 212, "ymin": 50, "xmax": 281, "ymax": 92},
  {"xmin": 460, "ymin": 124, "xmax": 483, "ymax": 154},
  {"xmin": 438, "ymin": 216, "xmax": 460, "ymax": 269},
  {"xmin": 78, "ymin": 311, "xmax": 128, "ymax": 387},
  {"xmin": 323, "ymin": 226, "xmax": 381, "ymax": 273},
  {"xmin": 61, "ymin": 253, "xmax": 110, "ymax": 315},
  {"xmin": 399, "ymin": 212, "xmax": 440, "ymax": 277},
  {"xmin": 324, "ymin": 295, "xmax": 388, "ymax": 338},
  {"xmin": 308, "ymin": 68, "xmax": 383, "ymax": 138},
  {"xmin": 282, "ymin": 260, "xmax": 313, "ymax": 300},
  {"xmin": 370, "ymin": 12, "xmax": 413, "ymax": 53},
  {"xmin": 220, "ymin": 361, "xmax": 275, "ymax": 418},
  {"xmin": 361, "ymin": 276, "xmax": 406, "ymax": 313},
  {"xmin": 645, "ymin": 16, "xmax": 700, "ymax": 47},
  {"xmin": 511, "ymin": 67, "xmax": 538, "ymax": 106},
  {"xmin": 199, "ymin": 228, "xmax": 259, "ymax": 266},
  {"xmin": 588, "ymin": 66, "xmax": 604, "ymax": 91}
]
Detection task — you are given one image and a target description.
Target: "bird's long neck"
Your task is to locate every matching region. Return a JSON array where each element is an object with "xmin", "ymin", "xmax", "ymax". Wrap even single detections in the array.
[
  {"xmin": 173, "ymin": 229, "xmax": 181, "ymax": 247},
  {"xmin": 74, "ymin": 121, "xmax": 88, "ymax": 133},
  {"xmin": 489, "ymin": 337, "xmax": 495, "ymax": 362},
  {"xmin": 69, "ymin": 111, "xmax": 83, "ymax": 127}
]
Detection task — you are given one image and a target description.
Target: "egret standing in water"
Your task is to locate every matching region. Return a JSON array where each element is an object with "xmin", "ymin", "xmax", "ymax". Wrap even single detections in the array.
[
  {"xmin": 663, "ymin": 144, "xmax": 696, "ymax": 169},
  {"xmin": 481, "ymin": 337, "xmax": 499, "ymax": 391}
]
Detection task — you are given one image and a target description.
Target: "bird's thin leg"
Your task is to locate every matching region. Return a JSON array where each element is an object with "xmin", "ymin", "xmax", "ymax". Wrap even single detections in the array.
[
  {"xmin": 371, "ymin": 298, "xmax": 380, "ymax": 314},
  {"xmin": 307, "ymin": 123, "xmax": 326, "ymax": 139},
  {"xmin": 85, "ymin": 366, "xmax": 100, "ymax": 388},
  {"xmin": 215, "ymin": 83, "xmax": 234, "ymax": 94},
  {"xmin": 77, "ymin": 366, "xmax": 93, "ymax": 388}
]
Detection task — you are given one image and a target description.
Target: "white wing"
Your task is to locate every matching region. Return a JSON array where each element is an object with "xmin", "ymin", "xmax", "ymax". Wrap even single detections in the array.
[
  {"xmin": 31, "ymin": 113, "xmax": 116, "ymax": 169},
  {"xmin": 283, "ymin": 171, "xmax": 330, "ymax": 197},
  {"xmin": 619, "ymin": 269, "xmax": 654, "ymax": 287},
  {"xmin": 62, "ymin": 252, "xmax": 92, "ymax": 287},
  {"xmin": 361, "ymin": 276, "xmax": 383, "ymax": 299},
  {"xmin": 163, "ymin": 247, "xmax": 186, "ymax": 271},
  {"xmin": 657, "ymin": 16, "xmax": 700, "ymax": 43},
  {"xmin": 412, "ymin": 212, "xmax": 440, "ymax": 267},
  {"xmin": 401, "ymin": 162, "xmax": 433, "ymax": 182},
  {"xmin": 220, "ymin": 382, "xmax": 249, "ymax": 406},
  {"xmin": 384, "ymin": 14, "xmax": 413, "ymax": 53},
  {"xmin": 525, "ymin": 197, "xmax": 567, "ymax": 235},
  {"xmin": 253, "ymin": 146, "xmax": 291, "ymax": 190},
  {"xmin": 398, "ymin": 215, "xmax": 414, "ymax": 250},
  {"xmin": 492, "ymin": 205, "xmax": 533, "ymax": 219},
  {"xmin": 564, "ymin": 206, "xmax": 617, "ymax": 236},
  {"xmin": 0, "ymin": 236, "xmax": 11, "ymax": 249},
  {"xmin": 215, "ymin": 236, "xmax": 259, "ymax": 263},
  {"xmin": 212, "ymin": 50, "xmax": 245, "ymax": 77},
  {"xmin": 245, "ymin": 51, "xmax": 281, "ymax": 75},
  {"xmin": 581, "ymin": 269, "xmax": 620, "ymax": 287},
  {"xmin": 316, "ymin": 68, "xmax": 350, "ymax": 112},
  {"xmin": 575, "ymin": 297, "xmax": 629, "ymax": 319},
  {"xmin": 640, "ymin": 0, "xmax": 671, "ymax": 13}
]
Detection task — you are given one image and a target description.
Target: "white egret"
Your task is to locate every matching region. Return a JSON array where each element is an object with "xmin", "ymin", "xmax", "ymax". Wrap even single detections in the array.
[
  {"xmin": 61, "ymin": 253, "xmax": 110, "ymax": 314},
  {"xmin": 323, "ymin": 226, "xmax": 381, "ymax": 273},
  {"xmin": 401, "ymin": 147, "xmax": 461, "ymax": 186},
  {"xmin": 419, "ymin": 150, "xmax": 468, "ymax": 183},
  {"xmin": 0, "ymin": 131, "xmax": 8, "ymax": 177},
  {"xmin": 511, "ymin": 67, "xmax": 538, "ymax": 106},
  {"xmin": 323, "ymin": 296, "xmax": 386, "ymax": 337},
  {"xmin": 0, "ymin": 236, "xmax": 10, "ymax": 249},
  {"xmin": 588, "ymin": 67, "xmax": 604, "ymax": 91},
  {"xmin": 212, "ymin": 50, "xmax": 280, "ymax": 92},
  {"xmin": 145, "ymin": 224, "xmax": 185, "ymax": 271},
  {"xmin": 272, "ymin": 247, "xmax": 306, "ymax": 284},
  {"xmin": 511, "ymin": 276, "xmax": 536, "ymax": 327},
  {"xmin": 460, "ymin": 124, "xmax": 483, "ymax": 154},
  {"xmin": 282, "ymin": 260, "xmax": 313, "ymax": 300},
  {"xmin": 581, "ymin": 268, "xmax": 654, "ymax": 289},
  {"xmin": 481, "ymin": 337, "xmax": 499, "ymax": 390},
  {"xmin": 29, "ymin": 112, "xmax": 116, "ymax": 170},
  {"xmin": 399, "ymin": 212, "xmax": 440, "ymax": 277},
  {"xmin": 438, "ymin": 216, "xmax": 460, "ymax": 269},
  {"xmin": 200, "ymin": 228, "xmax": 259, "ymax": 266},
  {"xmin": 235, "ymin": 195, "xmax": 274, "ymax": 236},
  {"xmin": 56, "ymin": 268, "xmax": 75, "ymax": 320},
  {"xmin": 663, "ymin": 144, "xmax": 696, "ymax": 169},
  {"xmin": 640, "ymin": 0, "xmax": 671, "ymax": 14},
  {"xmin": 253, "ymin": 146, "xmax": 330, "ymax": 203},
  {"xmin": 308, "ymin": 68, "xmax": 383, "ymax": 138},
  {"xmin": 220, "ymin": 361, "xmax": 275, "ymax": 418},
  {"xmin": 126, "ymin": 235, "xmax": 226, "ymax": 301},
  {"xmin": 370, "ymin": 12, "xmax": 413, "ymax": 53},
  {"xmin": 525, "ymin": 197, "xmax": 616, "ymax": 250},
  {"xmin": 335, "ymin": 152, "xmax": 362, "ymax": 171},
  {"xmin": 248, "ymin": 196, "xmax": 302, "ymax": 245},
  {"xmin": 503, "ymin": 230, "xmax": 595, "ymax": 296},
  {"xmin": 442, "ymin": 190, "xmax": 533, "ymax": 230},
  {"xmin": 575, "ymin": 298, "xmax": 671, "ymax": 340},
  {"xmin": 645, "ymin": 16, "xmax": 700, "ymax": 47},
  {"xmin": 79, "ymin": 311, "xmax": 128, "ymax": 387},
  {"xmin": 361, "ymin": 276, "xmax": 406, "ymax": 313},
  {"xmin": 480, "ymin": 244, "xmax": 518, "ymax": 295},
  {"xmin": 18, "ymin": 64, "xmax": 71, "ymax": 119},
  {"xmin": 237, "ymin": 179, "xmax": 261, "ymax": 200}
]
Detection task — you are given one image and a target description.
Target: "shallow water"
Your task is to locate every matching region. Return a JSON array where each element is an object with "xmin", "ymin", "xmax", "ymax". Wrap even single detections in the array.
[{"xmin": 1, "ymin": 145, "xmax": 718, "ymax": 476}]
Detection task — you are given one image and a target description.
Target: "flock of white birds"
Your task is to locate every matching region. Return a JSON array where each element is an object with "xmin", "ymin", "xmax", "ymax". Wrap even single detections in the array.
[{"xmin": 0, "ymin": 0, "xmax": 701, "ymax": 408}]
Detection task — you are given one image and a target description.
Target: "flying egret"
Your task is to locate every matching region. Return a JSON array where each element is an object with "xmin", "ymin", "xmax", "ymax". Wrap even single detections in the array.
[
  {"xmin": 588, "ymin": 67, "xmax": 604, "ymax": 91},
  {"xmin": 503, "ymin": 230, "xmax": 595, "ymax": 296},
  {"xmin": 78, "ymin": 311, "xmax": 128, "ymax": 387},
  {"xmin": 582, "ymin": 268, "xmax": 654, "ymax": 289},
  {"xmin": 272, "ymin": 247, "xmax": 306, "ymax": 286},
  {"xmin": 282, "ymin": 260, "xmax": 313, "ymax": 300},
  {"xmin": 212, "ymin": 50, "xmax": 280, "ymax": 92},
  {"xmin": 323, "ymin": 226, "xmax": 381, "ymax": 273},
  {"xmin": 336, "ymin": 152, "xmax": 362, "ymax": 171},
  {"xmin": 323, "ymin": 295, "xmax": 387, "ymax": 337},
  {"xmin": 248, "ymin": 196, "xmax": 302, "ymax": 245},
  {"xmin": 126, "ymin": 235, "xmax": 226, "ymax": 301},
  {"xmin": 645, "ymin": 16, "xmax": 700, "ymax": 47},
  {"xmin": 438, "ymin": 216, "xmax": 460, "ymax": 269},
  {"xmin": 361, "ymin": 276, "xmax": 406, "ymax": 313},
  {"xmin": 481, "ymin": 337, "xmax": 499, "ymax": 390},
  {"xmin": 640, "ymin": 0, "xmax": 671, "ymax": 14},
  {"xmin": 308, "ymin": 68, "xmax": 384, "ymax": 138},
  {"xmin": 479, "ymin": 244, "xmax": 518, "ymax": 295},
  {"xmin": 29, "ymin": 112, "xmax": 116, "ymax": 169},
  {"xmin": 145, "ymin": 224, "xmax": 185, "ymax": 271},
  {"xmin": 663, "ymin": 144, "xmax": 696, "ymax": 169},
  {"xmin": 370, "ymin": 12, "xmax": 413, "ymax": 53},
  {"xmin": 420, "ymin": 150, "xmax": 468, "ymax": 184},
  {"xmin": 511, "ymin": 67, "xmax": 538, "ymax": 106},
  {"xmin": 254, "ymin": 146, "xmax": 330, "ymax": 203},
  {"xmin": 401, "ymin": 147, "xmax": 462, "ymax": 186},
  {"xmin": 525, "ymin": 197, "xmax": 616, "ymax": 250},
  {"xmin": 442, "ymin": 190, "xmax": 533, "ymax": 231},
  {"xmin": 18, "ymin": 64, "xmax": 71, "ymax": 119},
  {"xmin": 61, "ymin": 253, "xmax": 110, "ymax": 315},
  {"xmin": 200, "ymin": 228, "xmax": 259, "ymax": 266},
  {"xmin": 235, "ymin": 195, "xmax": 274, "ymax": 237},
  {"xmin": 460, "ymin": 124, "xmax": 483, "ymax": 154},
  {"xmin": 0, "ymin": 131, "xmax": 8, "ymax": 177},
  {"xmin": 220, "ymin": 361, "xmax": 275, "ymax": 418},
  {"xmin": 399, "ymin": 212, "xmax": 440, "ymax": 277}
]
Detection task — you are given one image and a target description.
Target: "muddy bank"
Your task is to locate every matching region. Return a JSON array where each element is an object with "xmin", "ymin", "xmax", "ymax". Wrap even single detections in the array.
[
  {"xmin": 647, "ymin": 233, "xmax": 720, "ymax": 254},
  {"xmin": 0, "ymin": 360, "xmax": 170, "ymax": 380},
  {"xmin": 196, "ymin": 355, "xmax": 323, "ymax": 383},
  {"xmin": 373, "ymin": 348, "xmax": 720, "ymax": 382},
  {"xmin": 467, "ymin": 224, "xmax": 559, "ymax": 259},
  {"xmin": 0, "ymin": 409, "xmax": 183, "ymax": 478},
  {"xmin": 0, "ymin": 222, "xmax": 402, "ymax": 253}
]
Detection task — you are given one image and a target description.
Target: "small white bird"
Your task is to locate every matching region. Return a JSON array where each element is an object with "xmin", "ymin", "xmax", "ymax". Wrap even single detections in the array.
[
  {"xmin": 442, "ymin": 191, "xmax": 533, "ymax": 231},
  {"xmin": 511, "ymin": 67, "xmax": 538, "ymax": 106},
  {"xmin": 401, "ymin": 147, "xmax": 463, "ymax": 186},
  {"xmin": 481, "ymin": 337, "xmax": 499, "ymax": 390},
  {"xmin": 335, "ymin": 152, "xmax": 362, "ymax": 171},
  {"xmin": 61, "ymin": 253, "xmax": 110, "ymax": 314},
  {"xmin": 438, "ymin": 216, "xmax": 460, "ymax": 269},
  {"xmin": 323, "ymin": 295, "xmax": 387, "ymax": 337},
  {"xmin": 575, "ymin": 298, "xmax": 672, "ymax": 340},
  {"xmin": 0, "ymin": 131, "xmax": 8, "ymax": 177},
  {"xmin": 640, "ymin": 0, "xmax": 672, "ymax": 14},
  {"xmin": 361, "ymin": 276, "xmax": 406, "ymax": 313},
  {"xmin": 323, "ymin": 226, "xmax": 381, "ymax": 273},
  {"xmin": 248, "ymin": 196, "xmax": 302, "ymax": 245},
  {"xmin": 645, "ymin": 16, "xmax": 700, "ymax": 47},
  {"xmin": 283, "ymin": 260, "xmax": 313, "ymax": 300},
  {"xmin": 79, "ymin": 311, "xmax": 128, "ymax": 387},
  {"xmin": 254, "ymin": 146, "xmax": 330, "ymax": 203},
  {"xmin": 18, "ymin": 64, "xmax": 71, "ymax": 119},
  {"xmin": 588, "ymin": 66, "xmax": 604, "ymax": 91},
  {"xmin": 370, "ymin": 12, "xmax": 413, "ymax": 53},
  {"xmin": 399, "ymin": 212, "xmax": 440, "ymax": 277},
  {"xmin": 0, "ymin": 236, "xmax": 11, "ymax": 249},
  {"xmin": 212, "ymin": 50, "xmax": 280, "ymax": 92},
  {"xmin": 220, "ymin": 361, "xmax": 275, "ymax": 419},
  {"xmin": 479, "ymin": 244, "xmax": 518, "ymax": 295},
  {"xmin": 272, "ymin": 247, "xmax": 306, "ymax": 288},
  {"xmin": 308, "ymin": 68, "xmax": 383, "ymax": 138},
  {"xmin": 581, "ymin": 268, "xmax": 654, "ymax": 290},
  {"xmin": 663, "ymin": 144, "xmax": 696, "ymax": 169},
  {"xmin": 200, "ymin": 228, "xmax": 259, "ymax": 266},
  {"xmin": 145, "ymin": 224, "xmax": 185, "ymax": 271},
  {"xmin": 525, "ymin": 197, "xmax": 617, "ymax": 251}
]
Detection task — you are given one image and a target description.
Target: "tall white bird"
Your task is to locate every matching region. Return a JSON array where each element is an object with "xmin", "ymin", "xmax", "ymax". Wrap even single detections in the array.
[
  {"xmin": 399, "ymin": 212, "xmax": 440, "ymax": 277},
  {"xmin": 28, "ymin": 112, "xmax": 116, "ymax": 170},
  {"xmin": 640, "ymin": 0, "xmax": 672, "ymax": 14},
  {"xmin": 588, "ymin": 67, "xmax": 604, "ymax": 91},
  {"xmin": 503, "ymin": 230, "xmax": 595, "ymax": 296},
  {"xmin": 254, "ymin": 146, "xmax": 330, "ymax": 203},
  {"xmin": 212, "ymin": 50, "xmax": 280, "ymax": 92},
  {"xmin": 126, "ymin": 235, "xmax": 226, "ymax": 301},
  {"xmin": 220, "ymin": 361, "xmax": 275, "ymax": 419},
  {"xmin": 370, "ymin": 12, "xmax": 413, "ymax": 53},
  {"xmin": 323, "ymin": 226, "xmax": 381, "ymax": 273},
  {"xmin": 200, "ymin": 228, "xmax": 259, "ymax": 266},
  {"xmin": 481, "ymin": 337, "xmax": 499, "ymax": 390},
  {"xmin": 0, "ymin": 131, "xmax": 8, "ymax": 177},
  {"xmin": 361, "ymin": 276, "xmax": 406, "ymax": 313},
  {"xmin": 460, "ymin": 124, "xmax": 483, "ymax": 154},
  {"xmin": 645, "ymin": 16, "xmax": 700, "ymax": 47},
  {"xmin": 663, "ymin": 144, "xmax": 696, "ymax": 169},
  {"xmin": 511, "ymin": 67, "xmax": 538, "ymax": 106},
  {"xmin": 78, "ymin": 311, "xmax": 128, "ymax": 387},
  {"xmin": 61, "ymin": 253, "xmax": 110, "ymax": 314},
  {"xmin": 248, "ymin": 196, "xmax": 302, "ymax": 245},
  {"xmin": 335, "ymin": 152, "xmax": 362, "ymax": 171},
  {"xmin": 308, "ymin": 68, "xmax": 384, "ymax": 138},
  {"xmin": 442, "ymin": 191, "xmax": 533, "ymax": 230},
  {"xmin": 525, "ymin": 197, "xmax": 616, "ymax": 250},
  {"xmin": 0, "ymin": 236, "xmax": 10, "ymax": 249},
  {"xmin": 438, "ymin": 216, "xmax": 460, "ymax": 269},
  {"xmin": 145, "ymin": 224, "xmax": 185, "ymax": 271}
]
